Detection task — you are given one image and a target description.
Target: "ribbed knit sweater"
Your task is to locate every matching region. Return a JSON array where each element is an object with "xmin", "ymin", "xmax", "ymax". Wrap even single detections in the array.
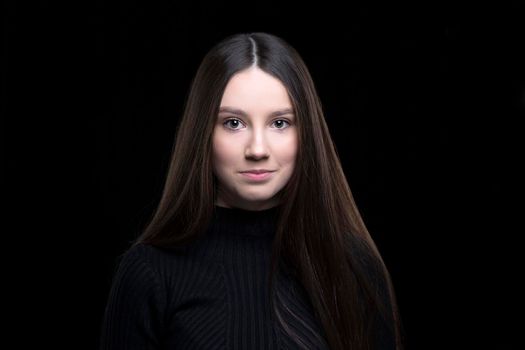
[{"xmin": 99, "ymin": 205, "xmax": 395, "ymax": 349}]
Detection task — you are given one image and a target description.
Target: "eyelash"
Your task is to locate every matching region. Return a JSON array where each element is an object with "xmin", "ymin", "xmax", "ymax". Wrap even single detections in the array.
[{"xmin": 222, "ymin": 118, "xmax": 291, "ymax": 131}]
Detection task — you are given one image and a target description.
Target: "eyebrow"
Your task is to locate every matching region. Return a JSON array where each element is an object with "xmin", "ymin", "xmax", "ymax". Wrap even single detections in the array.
[{"xmin": 218, "ymin": 106, "xmax": 294, "ymax": 118}]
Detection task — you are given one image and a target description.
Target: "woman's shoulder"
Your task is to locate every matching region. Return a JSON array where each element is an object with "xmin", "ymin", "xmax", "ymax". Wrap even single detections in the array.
[
  {"xmin": 111, "ymin": 243, "xmax": 159, "ymax": 275},
  {"xmin": 115, "ymin": 240, "xmax": 214, "ymax": 282},
  {"xmin": 123, "ymin": 241, "xmax": 166, "ymax": 257},
  {"xmin": 117, "ymin": 242, "xmax": 187, "ymax": 270},
  {"xmin": 115, "ymin": 242, "xmax": 159, "ymax": 267},
  {"xmin": 108, "ymin": 243, "xmax": 187, "ymax": 297}
]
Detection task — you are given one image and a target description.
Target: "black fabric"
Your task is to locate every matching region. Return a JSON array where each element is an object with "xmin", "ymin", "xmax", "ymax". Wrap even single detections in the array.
[{"xmin": 99, "ymin": 204, "xmax": 395, "ymax": 349}]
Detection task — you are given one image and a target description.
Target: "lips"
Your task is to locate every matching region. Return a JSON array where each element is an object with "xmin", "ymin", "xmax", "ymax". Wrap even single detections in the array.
[
  {"xmin": 240, "ymin": 170, "xmax": 275, "ymax": 174},
  {"xmin": 240, "ymin": 171, "xmax": 274, "ymax": 181}
]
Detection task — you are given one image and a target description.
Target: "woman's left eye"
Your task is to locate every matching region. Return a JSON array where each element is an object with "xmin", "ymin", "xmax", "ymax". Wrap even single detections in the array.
[{"xmin": 272, "ymin": 120, "xmax": 290, "ymax": 129}]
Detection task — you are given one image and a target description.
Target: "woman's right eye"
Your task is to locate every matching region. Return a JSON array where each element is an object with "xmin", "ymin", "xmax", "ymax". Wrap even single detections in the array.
[{"xmin": 223, "ymin": 118, "xmax": 244, "ymax": 130}]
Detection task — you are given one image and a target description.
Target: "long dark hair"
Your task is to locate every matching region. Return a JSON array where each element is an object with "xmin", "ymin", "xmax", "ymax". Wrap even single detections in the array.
[{"xmin": 133, "ymin": 32, "xmax": 405, "ymax": 350}]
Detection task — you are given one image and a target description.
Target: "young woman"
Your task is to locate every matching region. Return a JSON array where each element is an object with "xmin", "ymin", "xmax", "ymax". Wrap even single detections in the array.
[{"xmin": 100, "ymin": 32, "xmax": 405, "ymax": 350}]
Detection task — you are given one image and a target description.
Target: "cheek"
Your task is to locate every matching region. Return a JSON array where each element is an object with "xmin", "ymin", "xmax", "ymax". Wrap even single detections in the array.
[
  {"xmin": 279, "ymin": 133, "xmax": 298, "ymax": 164},
  {"xmin": 213, "ymin": 132, "xmax": 237, "ymax": 167}
]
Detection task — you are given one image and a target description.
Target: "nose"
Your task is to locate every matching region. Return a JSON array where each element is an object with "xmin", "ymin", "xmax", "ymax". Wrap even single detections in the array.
[{"xmin": 245, "ymin": 128, "xmax": 269, "ymax": 160}]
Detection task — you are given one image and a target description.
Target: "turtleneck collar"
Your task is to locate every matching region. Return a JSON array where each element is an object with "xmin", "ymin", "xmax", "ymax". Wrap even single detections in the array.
[{"xmin": 211, "ymin": 204, "xmax": 280, "ymax": 238}]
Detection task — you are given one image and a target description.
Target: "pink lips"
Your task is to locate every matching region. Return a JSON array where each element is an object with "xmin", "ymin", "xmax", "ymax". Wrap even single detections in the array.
[{"xmin": 240, "ymin": 171, "xmax": 275, "ymax": 181}]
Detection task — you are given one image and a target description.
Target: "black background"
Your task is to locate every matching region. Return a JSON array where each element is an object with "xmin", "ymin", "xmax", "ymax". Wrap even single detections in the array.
[{"xmin": 3, "ymin": 1, "xmax": 522, "ymax": 349}]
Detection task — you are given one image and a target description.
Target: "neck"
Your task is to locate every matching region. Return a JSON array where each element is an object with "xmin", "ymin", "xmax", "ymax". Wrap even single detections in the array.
[{"xmin": 211, "ymin": 204, "xmax": 280, "ymax": 238}]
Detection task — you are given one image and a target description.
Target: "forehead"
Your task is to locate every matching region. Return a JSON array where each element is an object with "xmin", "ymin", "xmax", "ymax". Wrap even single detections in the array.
[{"xmin": 220, "ymin": 68, "xmax": 292, "ymax": 112}]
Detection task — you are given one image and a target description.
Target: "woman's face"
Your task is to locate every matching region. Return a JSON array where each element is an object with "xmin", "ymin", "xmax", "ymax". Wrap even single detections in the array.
[{"xmin": 212, "ymin": 67, "xmax": 298, "ymax": 211}]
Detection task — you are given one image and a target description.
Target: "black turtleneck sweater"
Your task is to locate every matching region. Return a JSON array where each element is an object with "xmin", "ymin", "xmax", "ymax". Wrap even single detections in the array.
[{"xmin": 99, "ymin": 205, "xmax": 395, "ymax": 349}]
